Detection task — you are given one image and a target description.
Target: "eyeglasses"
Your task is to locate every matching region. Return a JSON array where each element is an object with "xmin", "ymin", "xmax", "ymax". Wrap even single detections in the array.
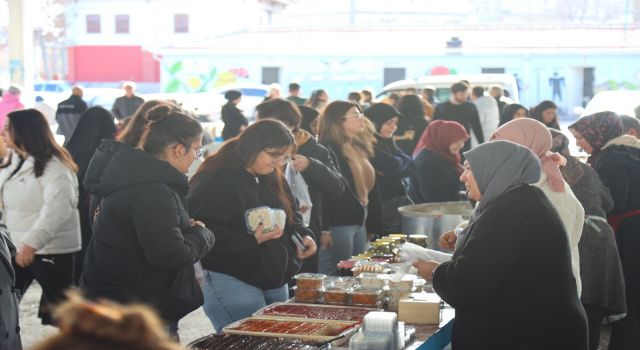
[
  {"xmin": 344, "ymin": 112, "xmax": 365, "ymax": 120},
  {"xmin": 265, "ymin": 151, "xmax": 293, "ymax": 165}
]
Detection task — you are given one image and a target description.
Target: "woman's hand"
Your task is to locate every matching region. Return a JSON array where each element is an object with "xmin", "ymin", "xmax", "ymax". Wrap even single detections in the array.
[
  {"xmin": 297, "ymin": 235, "xmax": 317, "ymax": 259},
  {"xmin": 15, "ymin": 244, "xmax": 36, "ymax": 268},
  {"xmin": 292, "ymin": 155, "xmax": 310, "ymax": 172},
  {"xmin": 254, "ymin": 224, "xmax": 284, "ymax": 244},
  {"xmin": 190, "ymin": 219, "xmax": 205, "ymax": 228},
  {"xmin": 439, "ymin": 230, "xmax": 458, "ymax": 252},
  {"xmin": 413, "ymin": 259, "xmax": 440, "ymax": 282},
  {"xmin": 320, "ymin": 231, "xmax": 333, "ymax": 249}
]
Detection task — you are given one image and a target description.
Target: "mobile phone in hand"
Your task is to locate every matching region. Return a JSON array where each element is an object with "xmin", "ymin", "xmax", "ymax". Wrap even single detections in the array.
[{"xmin": 291, "ymin": 232, "xmax": 307, "ymax": 252}]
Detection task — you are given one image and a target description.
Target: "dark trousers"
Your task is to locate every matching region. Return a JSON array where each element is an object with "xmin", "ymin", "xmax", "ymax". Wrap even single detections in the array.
[
  {"xmin": 13, "ymin": 252, "xmax": 75, "ymax": 326},
  {"xmin": 583, "ymin": 304, "xmax": 606, "ymax": 350}
]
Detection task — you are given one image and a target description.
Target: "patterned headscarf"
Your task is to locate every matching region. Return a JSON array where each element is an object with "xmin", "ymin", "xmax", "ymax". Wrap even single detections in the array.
[
  {"xmin": 569, "ymin": 112, "xmax": 623, "ymax": 161},
  {"xmin": 492, "ymin": 118, "xmax": 567, "ymax": 192}
]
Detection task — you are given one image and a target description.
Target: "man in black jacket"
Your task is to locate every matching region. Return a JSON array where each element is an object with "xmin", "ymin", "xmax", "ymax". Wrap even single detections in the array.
[
  {"xmin": 111, "ymin": 81, "xmax": 145, "ymax": 121},
  {"xmin": 56, "ymin": 86, "xmax": 87, "ymax": 143},
  {"xmin": 433, "ymin": 82, "xmax": 484, "ymax": 156}
]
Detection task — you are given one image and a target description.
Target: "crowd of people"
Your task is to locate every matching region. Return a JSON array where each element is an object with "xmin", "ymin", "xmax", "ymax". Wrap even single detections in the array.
[{"xmin": 0, "ymin": 79, "xmax": 639, "ymax": 350}]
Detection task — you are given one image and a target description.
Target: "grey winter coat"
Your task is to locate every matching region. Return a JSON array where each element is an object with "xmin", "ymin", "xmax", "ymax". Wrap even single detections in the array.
[{"xmin": 0, "ymin": 224, "xmax": 21, "ymax": 350}]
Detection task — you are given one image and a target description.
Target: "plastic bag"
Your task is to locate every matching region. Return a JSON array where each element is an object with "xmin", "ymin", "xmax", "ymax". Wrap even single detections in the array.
[
  {"xmin": 399, "ymin": 242, "xmax": 453, "ymax": 264},
  {"xmin": 284, "ymin": 162, "xmax": 313, "ymax": 227},
  {"xmin": 194, "ymin": 262, "xmax": 205, "ymax": 287}
]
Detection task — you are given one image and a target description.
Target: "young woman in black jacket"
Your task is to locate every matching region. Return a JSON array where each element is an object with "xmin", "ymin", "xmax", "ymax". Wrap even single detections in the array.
[
  {"xmin": 364, "ymin": 103, "xmax": 414, "ymax": 235},
  {"xmin": 255, "ymin": 99, "xmax": 345, "ymax": 273},
  {"xmin": 81, "ymin": 106, "xmax": 215, "ymax": 335},
  {"xmin": 187, "ymin": 120, "xmax": 317, "ymax": 332},
  {"xmin": 317, "ymin": 101, "xmax": 376, "ymax": 275},
  {"xmin": 410, "ymin": 120, "xmax": 468, "ymax": 203}
]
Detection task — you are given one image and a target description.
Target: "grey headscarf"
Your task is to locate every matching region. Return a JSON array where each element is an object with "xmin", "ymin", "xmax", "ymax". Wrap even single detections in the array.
[{"xmin": 464, "ymin": 140, "xmax": 542, "ymax": 217}]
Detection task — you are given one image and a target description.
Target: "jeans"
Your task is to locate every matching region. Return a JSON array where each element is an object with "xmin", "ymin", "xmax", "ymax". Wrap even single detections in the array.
[
  {"xmin": 201, "ymin": 271, "xmax": 289, "ymax": 333},
  {"xmin": 318, "ymin": 225, "xmax": 367, "ymax": 275}
]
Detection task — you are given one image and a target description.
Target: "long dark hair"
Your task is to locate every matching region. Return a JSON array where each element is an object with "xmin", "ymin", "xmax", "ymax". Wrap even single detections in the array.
[
  {"xmin": 65, "ymin": 106, "xmax": 116, "ymax": 180},
  {"xmin": 139, "ymin": 106, "xmax": 202, "ymax": 157},
  {"xmin": 118, "ymin": 100, "xmax": 175, "ymax": 146},
  {"xmin": 7, "ymin": 109, "xmax": 78, "ymax": 177},
  {"xmin": 530, "ymin": 100, "xmax": 559, "ymax": 128},
  {"xmin": 191, "ymin": 119, "xmax": 297, "ymax": 224},
  {"xmin": 255, "ymin": 99, "xmax": 302, "ymax": 132}
]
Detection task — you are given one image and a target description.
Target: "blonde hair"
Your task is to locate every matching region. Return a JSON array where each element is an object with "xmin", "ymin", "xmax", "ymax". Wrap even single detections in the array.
[
  {"xmin": 31, "ymin": 292, "xmax": 184, "ymax": 350},
  {"xmin": 318, "ymin": 100, "xmax": 374, "ymax": 157}
]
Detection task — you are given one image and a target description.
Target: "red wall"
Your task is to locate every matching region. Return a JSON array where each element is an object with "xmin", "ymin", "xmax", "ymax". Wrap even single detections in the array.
[{"xmin": 67, "ymin": 46, "xmax": 160, "ymax": 82}]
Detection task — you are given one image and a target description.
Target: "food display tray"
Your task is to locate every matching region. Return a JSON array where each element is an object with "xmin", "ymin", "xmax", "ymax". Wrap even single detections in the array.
[
  {"xmin": 223, "ymin": 316, "xmax": 360, "ymax": 344},
  {"xmin": 254, "ymin": 302, "xmax": 381, "ymax": 323}
]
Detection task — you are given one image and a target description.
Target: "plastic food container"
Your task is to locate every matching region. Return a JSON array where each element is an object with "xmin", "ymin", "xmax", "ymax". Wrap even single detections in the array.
[
  {"xmin": 349, "ymin": 331, "xmax": 392, "ymax": 350},
  {"xmin": 358, "ymin": 273, "xmax": 388, "ymax": 289},
  {"xmin": 245, "ymin": 206, "xmax": 276, "ymax": 233},
  {"xmin": 352, "ymin": 261, "xmax": 387, "ymax": 276},
  {"xmin": 294, "ymin": 273, "xmax": 326, "ymax": 289},
  {"xmin": 389, "ymin": 274, "xmax": 417, "ymax": 292},
  {"xmin": 328, "ymin": 277, "xmax": 359, "ymax": 289},
  {"xmin": 293, "ymin": 286, "xmax": 322, "ymax": 303},
  {"xmin": 351, "ymin": 288, "xmax": 383, "ymax": 307},
  {"xmin": 323, "ymin": 287, "xmax": 351, "ymax": 305}
]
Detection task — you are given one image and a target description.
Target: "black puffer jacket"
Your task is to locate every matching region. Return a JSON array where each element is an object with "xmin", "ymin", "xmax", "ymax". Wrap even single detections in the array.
[
  {"xmin": 296, "ymin": 131, "xmax": 345, "ymax": 236},
  {"xmin": 81, "ymin": 140, "xmax": 215, "ymax": 323},
  {"xmin": 188, "ymin": 167, "xmax": 313, "ymax": 290}
]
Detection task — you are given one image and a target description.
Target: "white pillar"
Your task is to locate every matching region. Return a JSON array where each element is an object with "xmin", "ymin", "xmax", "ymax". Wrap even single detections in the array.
[{"xmin": 8, "ymin": 0, "xmax": 35, "ymax": 96}]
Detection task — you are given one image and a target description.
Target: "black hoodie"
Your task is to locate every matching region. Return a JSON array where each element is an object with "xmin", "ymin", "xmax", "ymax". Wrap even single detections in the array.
[
  {"xmin": 188, "ymin": 167, "xmax": 313, "ymax": 290},
  {"xmin": 81, "ymin": 140, "xmax": 215, "ymax": 323}
]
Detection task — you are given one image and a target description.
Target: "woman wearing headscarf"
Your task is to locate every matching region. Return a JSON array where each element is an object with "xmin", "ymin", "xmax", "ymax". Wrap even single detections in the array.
[
  {"xmin": 491, "ymin": 118, "xmax": 585, "ymax": 296},
  {"xmin": 550, "ymin": 128, "xmax": 626, "ymax": 350},
  {"xmin": 221, "ymin": 90, "xmax": 248, "ymax": 140},
  {"xmin": 364, "ymin": 103, "xmax": 414, "ymax": 235},
  {"xmin": 569, "ymin": 112, "xmax": 640, "ymax": 350},
  {"xmin": 299, "ymin": 105, "xmax": 320, "ymax": 137},
  {"xmin": 499, "ymin": 103, "xmax": 529, "ymax": 126},
  {"xmin": 409, "ymin": 120, "xmax": 468, "ymax": 204},
  {"xmin": 395, "ymin": 94, "xmax": 429, "ymax": 156},
  {"xmin": 65, "ymin": 106, "xmax": 116, "ymax": 281},
  {"xmin": 414, "ymin": 141, "xmax": 588, "ymax": 350}
]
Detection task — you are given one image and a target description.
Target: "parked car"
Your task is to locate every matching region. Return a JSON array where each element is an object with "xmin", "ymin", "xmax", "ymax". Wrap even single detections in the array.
[
  {"xmin": 579, "ymin": 90, "xmax": 640, "ymax": 117},
  {"xmin": 377, "ymin": 73, "xmax": 520, "ymax": 104}
]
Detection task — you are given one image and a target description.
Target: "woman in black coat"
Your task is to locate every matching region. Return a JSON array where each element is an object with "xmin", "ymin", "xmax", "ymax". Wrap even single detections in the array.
[
  {"xmin": 82, "ymin": 106, "xmax": 215, "ymax": 334},
  {"xmin": 570, "ymin": 112, "xmax": 640, "ymax": 350},
  {"xmin": 221, "ymin": 90, "xmax": 248, "ymax": 140},
  {"xmin": 410, "ymin": 120, "xmax": 468, "ymax": 203},
  {"xmin": 65, "ymin": 106, "xmax": 116, "ymax": 281},
  {"xmin": 414, "ymin": 141, "xmax": 588, "ymax": 350},
  {"xmin": 364, "ymin": 103, "xmax": 414, "ymax": 235},
  {"xmin": 188, "ymin": 120, "xmax": 317, "ymax": 332},
  {"xmin": 255, "ymin": 99, "xmax": 345, "ymax": 273}
]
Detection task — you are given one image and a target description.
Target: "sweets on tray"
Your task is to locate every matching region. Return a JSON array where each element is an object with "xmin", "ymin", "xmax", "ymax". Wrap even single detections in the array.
[
  {"xmin": 188, "ymin": 334, "xmax": 324, "ymax": 350},
  {"xmin": 224, "ymin": 317, "xmax": 355, "ymax": 337},
  {"xmin": 255, "ymin": 303, "xmax": 378, "ymax": 322}
]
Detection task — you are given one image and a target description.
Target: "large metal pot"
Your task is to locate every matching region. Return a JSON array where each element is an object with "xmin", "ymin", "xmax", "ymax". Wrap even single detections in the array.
[{"xmin": 398, "ymin": 201, "xmax": 473, "ymax": 251}]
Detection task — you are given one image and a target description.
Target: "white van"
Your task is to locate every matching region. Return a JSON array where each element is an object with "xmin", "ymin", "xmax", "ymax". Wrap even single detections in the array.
[{"xmin": 377, "ymin": 73, "xmax": 520, "ymax": 104}]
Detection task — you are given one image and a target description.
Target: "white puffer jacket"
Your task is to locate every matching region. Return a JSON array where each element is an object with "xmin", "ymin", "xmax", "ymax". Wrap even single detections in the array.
[
  {"xmin": 0, "ymin": 152, "xmax": 81, "ymax": 254},
  {"xmin": 535, "ymin": 172, "xmax": 585, "ymax": 297}
]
